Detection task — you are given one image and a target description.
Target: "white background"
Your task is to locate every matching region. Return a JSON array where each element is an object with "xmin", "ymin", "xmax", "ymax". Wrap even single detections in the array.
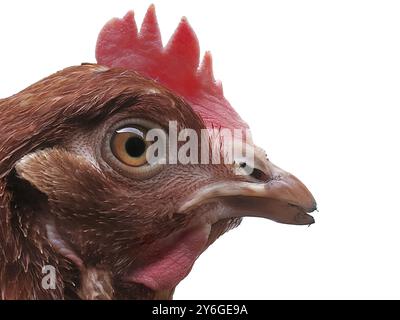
[{"xmin": 1, "ymin": 0, "xmax": 399, "ymax": 299}]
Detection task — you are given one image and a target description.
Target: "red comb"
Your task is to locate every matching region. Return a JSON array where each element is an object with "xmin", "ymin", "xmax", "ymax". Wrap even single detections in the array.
[{"xmin": 96, "ymin": 5, "xmax": 248, "ymax": 130}]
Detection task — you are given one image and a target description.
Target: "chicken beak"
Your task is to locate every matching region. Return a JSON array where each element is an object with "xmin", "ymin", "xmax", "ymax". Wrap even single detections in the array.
[{"xmin": 179, "ymin": 148, "xmax": 317, "ymax": 225}]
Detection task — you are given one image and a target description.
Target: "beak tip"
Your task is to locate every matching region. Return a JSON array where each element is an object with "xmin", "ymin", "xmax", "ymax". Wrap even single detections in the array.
[
  {"xmin": 295, "ymin": 211, "xmax": 315, "ymax": 225},
  {"xmin": 303, "ymin": 200, "xmax": 317, "ymax": 225},
  {"xmin": 309, "ymin": 200, "xmax": 318, "ymax": 213}
]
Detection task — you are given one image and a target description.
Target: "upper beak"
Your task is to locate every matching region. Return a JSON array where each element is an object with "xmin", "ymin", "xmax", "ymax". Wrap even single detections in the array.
[{"xmin": 179, "ymin": 147, "xmax": 317, "ymax": 225}]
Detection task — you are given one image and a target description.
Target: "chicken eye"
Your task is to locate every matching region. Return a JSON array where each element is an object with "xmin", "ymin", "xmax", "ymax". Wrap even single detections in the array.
[
  {"xmin": 111, "ymin": 127, "xmax": 149, "ymax": 167},
  {"xmin": 102, "ymin": 119, "xmax": 166, "ymax": 179}
]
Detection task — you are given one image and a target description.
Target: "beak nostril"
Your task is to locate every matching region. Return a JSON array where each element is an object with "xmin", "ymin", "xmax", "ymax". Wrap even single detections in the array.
[
  {"xmin": 236, "ymin": 161, "xmax": 270, "ymax": 182},
  {"xmin": 249, "ymin": 167, "xmax": 269, "ymax": 182}
]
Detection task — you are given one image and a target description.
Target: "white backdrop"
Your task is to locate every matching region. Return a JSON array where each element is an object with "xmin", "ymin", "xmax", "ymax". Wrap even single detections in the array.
[{"xmin": 1, "ymin": 0, "xmax": 399, "ymax": 299}]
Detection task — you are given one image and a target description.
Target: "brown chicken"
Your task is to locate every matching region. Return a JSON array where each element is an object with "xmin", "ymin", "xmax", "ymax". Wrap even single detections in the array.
[{"xmin": 0, "ymin": 5, "xmax": 316, "ymax": 299}]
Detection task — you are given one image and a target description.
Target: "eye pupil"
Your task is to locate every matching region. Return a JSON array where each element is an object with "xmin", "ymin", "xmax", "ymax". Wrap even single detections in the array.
[{"xmin": 125, "ymin": 137, "xmax": 146, "ymax": 158}]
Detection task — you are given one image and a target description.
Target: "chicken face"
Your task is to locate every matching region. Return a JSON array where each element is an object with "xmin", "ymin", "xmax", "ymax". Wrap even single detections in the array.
[
  {"xmin": 0, "ymin": 64, "xmax": 315, "ymax": 299},
  {"xmin": 0, "ymin": 6, "xmax": 316, "ymax": 300}
]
